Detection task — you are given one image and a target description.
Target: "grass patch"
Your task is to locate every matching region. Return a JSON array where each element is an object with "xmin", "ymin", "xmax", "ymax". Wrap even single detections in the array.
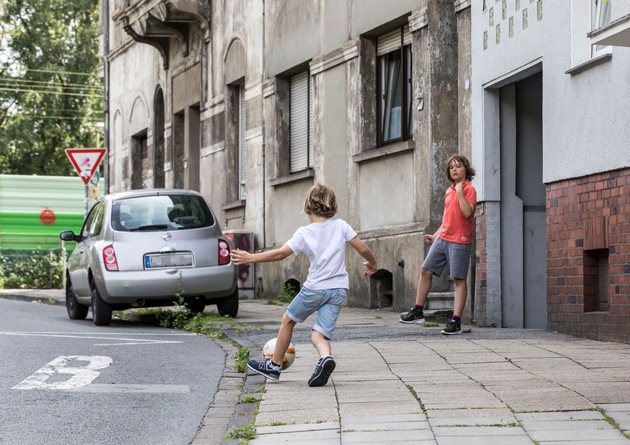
[
  {"xmin": 598, "ymin": 407, "xmax": 630, "ymax": 439},
  {"xmin": 224, "ymin": 423, "xmax": 257, "ymax": 443},
  {"xmin": 424, "ymin": 322, "xmax": 440, "ymax": 328},
  {"xmin": 234, "ymin": 346, "xmax": 251, "ymax": 373},
  {"xmin": 266, "ymin": 283, "xmax": 298, "ymax": 305},
  {"xmin": 239, "ymin": 396, "xmax": 261, "ymax": 404}
]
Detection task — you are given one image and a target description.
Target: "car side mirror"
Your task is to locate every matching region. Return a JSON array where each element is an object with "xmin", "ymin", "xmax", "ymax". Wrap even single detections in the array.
[{"xmin": 60, "ymin": 230, "xmax": 79, "ymax": 242}]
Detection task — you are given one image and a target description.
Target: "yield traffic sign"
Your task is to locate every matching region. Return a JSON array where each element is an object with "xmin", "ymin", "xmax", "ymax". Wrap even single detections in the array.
[{"xmin": 65, "ymin": 148, "xmax": 106, "ymax": 185}]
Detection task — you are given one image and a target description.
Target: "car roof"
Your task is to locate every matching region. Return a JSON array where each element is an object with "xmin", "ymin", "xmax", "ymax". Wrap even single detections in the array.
[{"xmin": 106, "ymin": 188, "xmax": 204, "ymax": 201}]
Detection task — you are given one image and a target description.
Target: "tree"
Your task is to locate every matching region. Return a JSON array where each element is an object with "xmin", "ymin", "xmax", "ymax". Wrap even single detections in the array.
[{"xmin": 0, "ymin": 0, "xmax": 102, "ymax": 176}]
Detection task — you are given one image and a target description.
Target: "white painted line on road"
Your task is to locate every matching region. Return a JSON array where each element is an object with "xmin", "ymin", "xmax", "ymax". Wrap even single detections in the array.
[
  {"xmin": 0, "ymin": 331, "xmax": 189, "ymax": 345},
  {"xmin": 67, "ymin": 384, "xmax": 190, "ymax": 393},
  {"xmin": 13, "ymin": 356, "xmax": 112, "ymax": 390}
]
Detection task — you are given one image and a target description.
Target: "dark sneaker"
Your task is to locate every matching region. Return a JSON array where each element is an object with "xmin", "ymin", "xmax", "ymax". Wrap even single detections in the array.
[
  {"xmin": 399, "ymin": 308, "xmax": 425, "ymax": 324},
  {"xmin": 441, "ymin": 320, "xmax": 462, "ymax": 335},
  {"xmin": 308, "ymin": 356, "xmax": 336, "ymax": 387},
  {"xmin": 247, "ymin": 359, "xmax": 281, "ymax": 381}
]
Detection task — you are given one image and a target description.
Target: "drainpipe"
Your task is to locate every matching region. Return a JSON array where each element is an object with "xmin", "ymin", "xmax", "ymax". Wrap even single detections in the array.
[{"xmin": 102, "ymin": 0, "xmax": 110, "ymax": 194}]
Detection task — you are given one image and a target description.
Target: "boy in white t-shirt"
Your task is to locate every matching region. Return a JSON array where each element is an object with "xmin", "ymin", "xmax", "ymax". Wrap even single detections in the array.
[{"xmin": 231, "ymin": 183, "xmax": 377, "ymax": 387}]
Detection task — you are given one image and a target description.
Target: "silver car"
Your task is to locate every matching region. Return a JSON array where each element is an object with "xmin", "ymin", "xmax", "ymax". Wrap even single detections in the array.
[{"xmin": 60, "ymin": 189, "xmax": 238, "ymax": 326}]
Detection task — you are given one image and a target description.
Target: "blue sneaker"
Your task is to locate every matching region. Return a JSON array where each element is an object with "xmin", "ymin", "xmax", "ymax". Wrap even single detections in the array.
[
  {"xmin": 308, "ymin": 356, "xmax": 336, "ymax": 387},
  {"xmin": 247, "ymin": 359, "xmax": 281, "ymax": 381}
]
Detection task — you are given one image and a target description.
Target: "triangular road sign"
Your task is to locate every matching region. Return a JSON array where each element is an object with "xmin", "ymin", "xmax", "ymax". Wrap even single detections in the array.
[{"xmin": 65, "ymin": 148, "xmax": 106, "ymax": 185}]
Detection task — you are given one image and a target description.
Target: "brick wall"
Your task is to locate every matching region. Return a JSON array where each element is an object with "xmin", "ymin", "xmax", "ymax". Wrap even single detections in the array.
[
  {"xmin": 474, "ymin": 201, "xmax": 501, "ymax": 327},
  {"xmin": 547, "ymin": 168, "xmax": 630, "ymax": 343}
]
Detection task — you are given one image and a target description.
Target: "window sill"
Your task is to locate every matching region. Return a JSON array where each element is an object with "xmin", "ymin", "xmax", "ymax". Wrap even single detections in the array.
[
  {"xmin": 222, "ymin": 200, "xmax": 246, "ymax": 211},
  {"xmin": 565, "ymin": 53, "xmax": 612, "ymax": 76},
  {"xmin": 353, "ymin": 139, "xmax": 415, "ymax": 164},
  {"xmin": 270, "ymin": 169, "xmax": 314, "ymax": 187}
]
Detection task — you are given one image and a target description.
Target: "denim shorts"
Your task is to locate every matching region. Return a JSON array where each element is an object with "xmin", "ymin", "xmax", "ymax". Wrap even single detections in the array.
[
  {"xmin": 286, "ymin": 287, "xmax": 347, "ymax": 340},
  {"xmin": 422, "ymin": 237, "xmax": 471, "ymax": 280}
]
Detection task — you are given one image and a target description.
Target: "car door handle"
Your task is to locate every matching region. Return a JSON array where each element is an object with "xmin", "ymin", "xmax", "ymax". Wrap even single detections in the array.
[{"xmin": 164, "ymin": 269, "xmax": 178, "ymax": 274}]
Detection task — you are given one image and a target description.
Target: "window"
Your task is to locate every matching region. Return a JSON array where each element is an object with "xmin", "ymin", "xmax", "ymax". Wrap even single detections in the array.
[
  {"xmin": 289, "ymin": 71, "xmax": 313, "ymax": 172},
  {"xmin": 570, "ymin": 0, "xmax": 613, "ymax": 68},
  {"xmin": 377, "ymin": 26, "xmax": 412, "ymax": 147},
  {"xmin": 238, "ymin": 84, "xmax": 246, "ymax": 199},
  {"xmin": 81, "ymin": 202, "xmax": 105, "ymax": 238},
  {"xmin": 592, "ymin": 0, "xmax": 612, "ymax": 55}
]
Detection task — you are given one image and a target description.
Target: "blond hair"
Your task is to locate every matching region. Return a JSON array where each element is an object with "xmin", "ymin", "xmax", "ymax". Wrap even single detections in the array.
[{"xmin": 304, "ymin": 183, "xmax": 337, "ymax": 218}]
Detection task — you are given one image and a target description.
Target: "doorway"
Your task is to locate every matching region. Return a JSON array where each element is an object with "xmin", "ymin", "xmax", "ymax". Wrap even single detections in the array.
[{"xmin": 499, "ymin": 72, "xmax": 546, "ymax": 329}]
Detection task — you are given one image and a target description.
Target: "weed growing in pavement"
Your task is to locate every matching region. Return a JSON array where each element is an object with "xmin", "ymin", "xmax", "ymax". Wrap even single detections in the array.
[
  {"xmin": 234, "ymin": 346, "xmax": 250, "ymax": 372},
  {"xmin": 423, "ymin": 322, "xmax": 440, "ymax": 327},
  {"xmin": 266, "ymin": 282, "xmax": 298, "ymax": 305},
  {"xmin": 156, "ymin": 273, "xmax": 190, "ymax": 329},
  {"xmin": 598, "ymin": 407, "xmax": 630, "ymax": 439},
  {"xmin": 46, "ymin": 298, "xmax": 56, "ymax": 305},
  {"xmin": 238, "ymin": 396, "xmax": 261, "ymax": 405},
  {"xmin": 224, "ymin": 423, "xmax": 257, "ymax": 443}
]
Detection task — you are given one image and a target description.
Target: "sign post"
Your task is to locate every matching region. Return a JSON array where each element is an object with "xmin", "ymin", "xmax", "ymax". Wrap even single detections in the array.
[{"xmin": 65, "ymin": 148, "xmax": 106, "ymax": 217}]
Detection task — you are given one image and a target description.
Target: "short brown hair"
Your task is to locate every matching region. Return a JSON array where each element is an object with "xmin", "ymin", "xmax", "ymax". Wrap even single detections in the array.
[
  {"xmin": 304, "ymin": 183, "xmax": 337, "ymax": 218},
  {"xmin": 446, "ymin": 154, "xmax": 476, "ymax": 182}
]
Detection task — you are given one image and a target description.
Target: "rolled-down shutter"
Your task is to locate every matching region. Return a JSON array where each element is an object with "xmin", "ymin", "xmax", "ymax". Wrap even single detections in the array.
[
  {"xmin": 239, "ymin": 84, "xmax": 246, "ymax": 199},
  {"xmin": 290, "ymin": 71, "xmax": 310, "ymax": 172},
  {"xmin": 377, "ymin": 25, "xmax": 410, "ymax": 56}
]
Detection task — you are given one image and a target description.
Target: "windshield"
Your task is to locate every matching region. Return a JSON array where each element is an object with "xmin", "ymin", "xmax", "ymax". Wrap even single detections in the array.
[{"xmin": 111, "ymin": 194, "xmax": 214, "ymax": 232}]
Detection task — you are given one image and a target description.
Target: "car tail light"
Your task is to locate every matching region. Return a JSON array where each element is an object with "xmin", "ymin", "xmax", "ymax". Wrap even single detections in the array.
[
  {"xmin": 218, "ymin": 239, "xmax": 231, "ymax": 265},
  {"xmin": 103, "ymin": 245, "xmax": 119, "ymax": 271}
]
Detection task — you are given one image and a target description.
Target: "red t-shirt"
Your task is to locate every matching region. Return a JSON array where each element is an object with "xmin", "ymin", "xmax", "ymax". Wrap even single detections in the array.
[{"xmin": 438, "ymin": 180, "xmax": 477, "ymax": 244}]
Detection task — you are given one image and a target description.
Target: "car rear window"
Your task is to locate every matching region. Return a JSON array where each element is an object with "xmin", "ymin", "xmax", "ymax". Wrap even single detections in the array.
[{"xmin": 111, "ymin": 195, "xmax": 215, "ymax": 232}]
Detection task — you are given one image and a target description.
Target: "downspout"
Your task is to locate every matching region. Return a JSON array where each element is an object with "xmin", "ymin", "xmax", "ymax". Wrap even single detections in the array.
[
  {"xmin": 261, "ymin": 0, "xmax": 266, "ymax": 249},
  {"xmin": 102, "ymin": 0, "xmax": 110, "ymax": 194}
]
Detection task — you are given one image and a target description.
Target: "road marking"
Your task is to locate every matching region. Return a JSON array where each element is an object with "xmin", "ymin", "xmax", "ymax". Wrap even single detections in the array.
[
  {"xmin": 0, "ymin": 331, "xmax": 193, "ymax": 345},
  {"xmin": 67, "ymin": 384, "xmax": 190, "ymax": 393},
  {"xmin": 13, "ymin": 356, "xmax": 112, "ymax": 390}
]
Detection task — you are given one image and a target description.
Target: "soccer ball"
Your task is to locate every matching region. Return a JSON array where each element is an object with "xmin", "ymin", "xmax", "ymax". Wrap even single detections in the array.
[{"xmin": 262, "ymin": 338, "xmax": 296, "ymax": 370}]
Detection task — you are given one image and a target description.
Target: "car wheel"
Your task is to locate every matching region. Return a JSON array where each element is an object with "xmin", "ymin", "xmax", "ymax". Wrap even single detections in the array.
[
  {"xmin": 217, "ymin": 289, "xmax": 239, "ymax": 318},
  {"xmin": 66, "ymin": 279, "xmax": 89, "ymax": 320},
  {"xmin": 91, "ymin": 283, "xmax": 113, "ymax": 326},
  {"xmin": 186, "ymin": 298, "xmax": 206, "ymax": 315}
]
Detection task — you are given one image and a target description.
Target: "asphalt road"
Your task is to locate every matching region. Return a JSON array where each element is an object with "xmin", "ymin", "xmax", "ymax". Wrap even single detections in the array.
[{"xmin": 0, "ymin": 299, "xmax": 225, "ymax": 445}]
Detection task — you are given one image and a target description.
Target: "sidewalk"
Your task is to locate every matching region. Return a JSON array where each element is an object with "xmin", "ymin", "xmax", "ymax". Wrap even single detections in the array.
[{"xmin": 3, "ymin": 289, "xmax": 630, "ymax": 444}]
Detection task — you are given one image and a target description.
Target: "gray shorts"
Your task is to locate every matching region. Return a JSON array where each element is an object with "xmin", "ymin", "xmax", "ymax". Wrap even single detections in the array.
[
  {"xmin": 422, "ymin": 237, "xmax": 471, "ymax": 280},
  {"xmin": 286, "ymin": 287, "xmax": 346, "ymax": 340}
]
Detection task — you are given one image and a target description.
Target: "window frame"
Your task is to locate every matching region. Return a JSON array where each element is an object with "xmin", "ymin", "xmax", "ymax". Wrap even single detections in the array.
[
  {"xmin": 591, "ymin": 0, "xmax": 613, "ymax": 57},
  {"xmin": 376, "ymin": 27, "xmax": 413, "ymax": 148}
]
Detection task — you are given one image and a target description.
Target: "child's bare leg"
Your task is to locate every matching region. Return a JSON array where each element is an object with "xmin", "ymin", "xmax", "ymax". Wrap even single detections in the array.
[
  {"xmin": 414, "ymin": 267, "xmax": 433, "ymax": 306},
  {"xmin": 311, "ymin": 329, "xmax": 331, "ymax": 358},
  {"xmin": 453, "ymin": 278, "xmax": 467, "ymax": 318},
  {"xmin": 272, "ymin": 313, "xmax": 296, "ymax": 364}
]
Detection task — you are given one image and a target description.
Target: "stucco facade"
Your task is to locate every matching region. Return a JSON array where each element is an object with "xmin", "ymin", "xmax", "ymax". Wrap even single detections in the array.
[
  {"xmin": 99, "ymin": 0, "xmax": 473, "ymax": 318},
  {"xmin": 471, "ymin": 1, "xmax": 630, "ymax": 342}
]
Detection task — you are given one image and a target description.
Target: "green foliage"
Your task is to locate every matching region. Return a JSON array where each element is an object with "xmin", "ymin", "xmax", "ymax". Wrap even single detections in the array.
[
  {"xmin": 238, "ymin": 396, "xmax": 261, "ymax": 405},
  {"xmin": 234, "ymin": 346, "xmax": 250, "ymax": 373},
  {"xmin": 0, "ymin": 249, "xmax": 63, "ymax": 289},
  {"xmin": 267, "ymin": 282, "xmax": 298, "ymax": 305},
  {"xmin": 0, "ymin": 0, "xmax": 103, "ymax": 176},
  {"xmin": 224, "ymin": 423, "xmax": 257, "ymax": 443},
  {"xmin": 155, "ymin": 273, "xmax": 190, "ymax": 329}
]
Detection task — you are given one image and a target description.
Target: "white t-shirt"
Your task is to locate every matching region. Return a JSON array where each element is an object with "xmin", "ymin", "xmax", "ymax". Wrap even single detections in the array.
[{"xmin": 285, "ymin": 218, "xmax": 357, "ymax": 290}]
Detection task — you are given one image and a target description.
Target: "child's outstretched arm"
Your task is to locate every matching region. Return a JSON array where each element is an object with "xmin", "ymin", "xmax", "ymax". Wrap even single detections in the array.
[
  {"xmin": 348, "ymin": 236, "xmax": 377, "ymax": 276},
  {"xmin": 231, "ymin": 245, "xmax": 293, "ymax": 265}
]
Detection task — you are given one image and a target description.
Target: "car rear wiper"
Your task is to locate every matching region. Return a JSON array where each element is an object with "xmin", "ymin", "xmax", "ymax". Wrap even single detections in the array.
[{"xmin": 130, "ymin": 224, "xmax": 169, "ymax": 231}]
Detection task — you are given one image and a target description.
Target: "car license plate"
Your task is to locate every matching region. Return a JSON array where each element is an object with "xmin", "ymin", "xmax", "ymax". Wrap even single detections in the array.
[{"xmin": 144, "ymin": 252, "xmax": 194, "ymax": 269}]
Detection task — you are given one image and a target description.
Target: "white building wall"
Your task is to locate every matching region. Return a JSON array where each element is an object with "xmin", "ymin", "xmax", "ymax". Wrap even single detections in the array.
[{"xmin": 472, "ymin": 0, "xmax": 630, "ymax": 202}]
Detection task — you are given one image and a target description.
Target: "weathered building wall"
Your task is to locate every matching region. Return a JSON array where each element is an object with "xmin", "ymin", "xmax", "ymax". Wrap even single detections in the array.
[{"xmin": 103, "ymin": 0, "xmax": 473, "ymax": 317}]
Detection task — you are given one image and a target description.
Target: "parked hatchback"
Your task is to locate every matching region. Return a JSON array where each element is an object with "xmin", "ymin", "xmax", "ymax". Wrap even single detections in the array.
[{"xmin": 60, "ymin": 189, "xmax": 238, "ymax": 326}]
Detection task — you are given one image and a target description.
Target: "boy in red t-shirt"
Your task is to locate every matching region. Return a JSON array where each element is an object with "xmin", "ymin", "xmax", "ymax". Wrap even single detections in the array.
[{"xmin": 400, "ymin": 154, "xmax": 477, "ymax": 334}]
